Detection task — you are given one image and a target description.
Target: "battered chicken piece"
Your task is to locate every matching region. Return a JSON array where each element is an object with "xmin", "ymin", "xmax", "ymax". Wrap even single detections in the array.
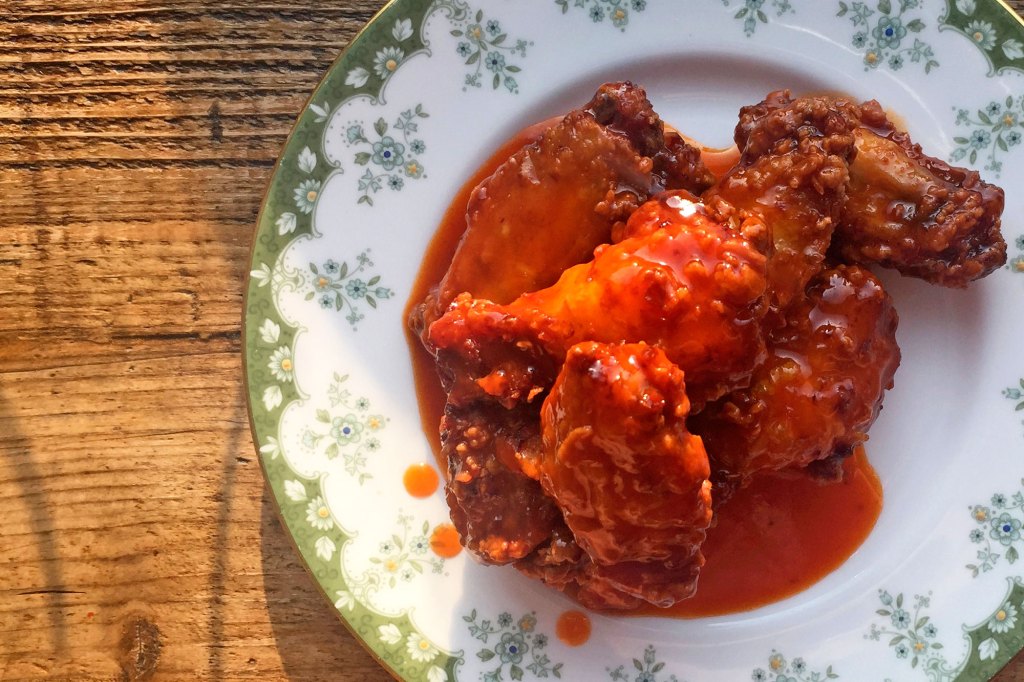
[
  {"xmin": 838, "ymin": 120, "xmax": 1006, "ymax": 286},
  {"xmin": 428, "ymin": 191, "xmax": 768, "ymax": 408},
  {"xmin": 523, "ymin": 341, "xmax": 712, "ymax": 609},
  {"xmin": 736, "ymin": 90, "xmax": 1007, "ymax": 287},
  {"xmin": 414, "ymin": 82, "xmax": 714, "ymax": 335},
  {"xmin": 691, "ymin": 265, "xmax": 900, "ymax": 484},
  {"xmin": 704, "ymin": 93, "xmax": 860, "ymax": 317},
  {"xmin": 442, "ymin": 402, "xmax": 560, "ymax": 564}
]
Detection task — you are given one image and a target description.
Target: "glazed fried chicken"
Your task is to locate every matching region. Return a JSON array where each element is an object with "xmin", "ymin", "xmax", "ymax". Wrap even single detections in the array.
[
  {"xmin": 734, "ymin": 90, "xmax": 1006, "ymax": 287},
  {"xmin": 413, "ymin": 82, "xmax": 714, "ymax": 336},
  {"xmin": 704, "ymin": 93, "xmax": 860, "ymax": 316},
  {"xmin": 428, "ymin": 190, "xmax": 768, "ymax": 409},
  {"xmin": 522, "ymin": 342, "xmax": 712, "ymax": 609},
  {"xmin": 436, "ymin": 189, "xmax": 765, "ymax": 573},
  {"xmin": 839, "ymin": 119, "xmax": 1006, "ymax": 286},
  {"xmin": 412, "ymin": 82, "xmax": 1008, "ymax": 613},
  {"xmin": 441, "ymin": 403, "xmax": 560, "ymax": 564},
  {"xmin": 691, "ymin": 265, "xmax": 900, "ymax": 485}
]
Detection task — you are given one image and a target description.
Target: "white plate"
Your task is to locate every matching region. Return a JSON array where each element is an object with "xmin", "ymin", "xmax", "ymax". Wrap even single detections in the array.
[{"xmin": 244, "ymin": 1, "xmax": 1024, "ymax": 679}]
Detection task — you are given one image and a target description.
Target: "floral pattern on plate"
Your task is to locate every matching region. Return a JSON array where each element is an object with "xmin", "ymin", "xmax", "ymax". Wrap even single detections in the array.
[
  {"xmin": 249, "ymin": 312, "xmax": 300, "ymax": 414},
  {"xmin": 867, "ymin": 581, "xmax": 1024, "ymax": 680},
  {"xmin": 554, "ymin": 0, "xmax": 647, "ymax": 31},
  {"xmin": 751, "ymin": 651, "xmax": 838, "ymax": 681},
  {"xmin": 265, "ymin": 454, "xmax": 462, "ymax": 681},
  {"xmin": 940, "ymin": 0, "xmax": 1024, "ymax": 75},
  {"xmin": 464, "ymin": 610, "xmax": 564, "ymax": 681},
  {"xmin": 1012, "ymin": 235, "xmax": 1024, "ymax": 275},
  {"xmin": 300, "ymin": 372, "xmax": 388, "ymax": 483},
  {"xmin": 369, "ymin": 512, "xmax": 448, "ymax": 588},
  {"xmin": 345, "ymin": 105, "xmax": 430, "ymax": 206},
  {"xmin": 968, "ymin": 482, "xmax": 1024, "ymax": 575},
  {"xmin": 447, "ymin": 5, "xmax": 530, "ymax": 92},
  {"xmin": 867, "ymin": 591, "xmax": 952, "ymax": 677},
  {"xmin": 607, "ymin": 645, "xmax": 679, "ymax": 681},
  {"xmin": 302, "ymin": 251, "xmax": 393, "ymax": 326},
  {"xmin": 837, "ymin": 0, "xmax": 939, "ymax": 72},
  {"xmin": 951, "ymin": 96, "xmax": 1024, "ymax": 176},
  {"xmin": 723, "ymin": 0, "xmax": 794, "ymax": 36}
]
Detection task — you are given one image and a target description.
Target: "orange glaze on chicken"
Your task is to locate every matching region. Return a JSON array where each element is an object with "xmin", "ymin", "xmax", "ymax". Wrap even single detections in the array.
[{"xmin": 404, "ymin": 87, "xmax": 893, "ymax": 616}]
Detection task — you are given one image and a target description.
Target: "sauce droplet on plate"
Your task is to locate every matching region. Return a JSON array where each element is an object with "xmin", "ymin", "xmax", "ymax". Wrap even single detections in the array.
[
  {"xmin": 555, "ymin": 610, "xmax": 591, "ymax": 647},
  {"xmin": 403, "ymin": 462, "xmax": 440, "ymax": 498},
  {"xmin": 430, "ymin": 523, "xmax": 463, "ymax": 559}
]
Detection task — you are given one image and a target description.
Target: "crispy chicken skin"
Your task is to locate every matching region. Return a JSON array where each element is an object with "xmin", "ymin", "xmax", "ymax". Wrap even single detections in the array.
[
  {"xmin": 525, "ymin": 341, "xmax": 712, "ymax": 609},
  {"xmin": 413, "ymin": 82, "xmax": 714, "ymax": 336},
  {"xmin": 839, "ymin": 123, "xmax": 1006, "ymax": 286},
  {"xmin": 736, "ymin": 90, "xmax": 1007, "ymax": 287},
  {"xmin": 704, "ymin": 93, "xmax": 860, "ymax": 316},
  {"xmin": 691, "ymin": 265, "xmax": 900, "ymax": 484},
  {"xmin": 428, "ymin": 190, "xmax": 768, "ymax": 409},
  {"xmin": 441, "ymin": 403, "xmax": 560, "ymax": 564}
]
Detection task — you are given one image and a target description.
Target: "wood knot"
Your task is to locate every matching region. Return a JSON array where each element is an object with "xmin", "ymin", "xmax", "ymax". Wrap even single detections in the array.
[{"xmin": 118, "ymin": 615, "xmax": 162, "ymax": 681}]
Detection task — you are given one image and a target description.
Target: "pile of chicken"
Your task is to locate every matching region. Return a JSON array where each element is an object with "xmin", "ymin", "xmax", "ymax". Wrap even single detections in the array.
[{"xmin": 409, "ymin": 83, "xmax": 1006, "ymax": 610}]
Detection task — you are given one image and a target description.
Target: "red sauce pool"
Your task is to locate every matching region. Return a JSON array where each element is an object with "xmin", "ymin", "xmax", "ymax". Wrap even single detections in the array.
[{"xmin": 403, "ymin": 119, "xmax": 883, "ymax": 617}]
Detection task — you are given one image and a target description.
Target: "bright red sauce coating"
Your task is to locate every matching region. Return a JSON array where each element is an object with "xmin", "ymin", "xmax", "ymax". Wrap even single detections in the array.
[{"xmin": 403, "ymin": 120, "xmax": 883, "ymax": 617}]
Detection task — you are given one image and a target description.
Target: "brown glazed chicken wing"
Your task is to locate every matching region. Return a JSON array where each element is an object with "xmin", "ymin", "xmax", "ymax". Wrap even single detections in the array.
[
  {"xmin": 838, "ymin": 115, "xmax": 1006, "ymax": 286},
  {"xmin": 691, "ymin": 265, "xmax": 900, "ymax": 485},
  {"xmin": 704, "ymin": 93, "xmax": 860, "ymax": 316},
  {"xmin": 523, "ymin": 341, "xmax": 712, "ymax": 609},
  {"xmin": 428, "ymin": 191, "xmax": 768, "ymax": 408},
  {"xmin": 413, "ymin": 82, "xmax": 714, "ymax": 334},
  {"xmin": 733, "ymin": 90, "xmax": 1006, "ymax": 287},
  {"xmin": 441, "ymin": 403, "xmax": 560, "ymax": 564}
]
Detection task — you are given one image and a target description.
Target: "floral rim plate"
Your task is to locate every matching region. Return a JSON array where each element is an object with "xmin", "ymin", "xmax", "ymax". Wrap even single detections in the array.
[{"xmin": 244, "ymin": 1, "xmax": 1024, "ymax": 679}]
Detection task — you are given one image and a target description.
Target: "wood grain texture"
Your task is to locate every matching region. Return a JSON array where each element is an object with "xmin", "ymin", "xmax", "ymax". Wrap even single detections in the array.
[{"xmin": 1, "ymin": 1, "xmax": 1022, "ymax": 680}]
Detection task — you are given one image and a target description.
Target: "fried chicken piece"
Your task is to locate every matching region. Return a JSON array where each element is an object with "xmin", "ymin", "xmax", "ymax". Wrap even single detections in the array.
[
  {"xmin": 704, "ymin": 92, "xmax": 860, "ymax": 316},
  {"xmin": 428, "ymin": 191, "xmax": 768, "ymax": 408},
  {"xmin": 837, "ymin": 116, "xmax": 1006, "ymax": 286},
  {"xmin": 734, "ymin": 89, "xmax": 1007, "ymax": 287},
  {"xmin": 413, "ymin": 82, "xmax": 714, "ymax": 336},
  {"xmin": 691, "ymin": 265, "xmax": 900, "ymax": 484},
  {"xmin": 519, "ymin": 342, "xmax": 712, "ymax": 610},
  {"xmin": 441, "ymin": 402, "xmax": 561, "ymax": 564}
]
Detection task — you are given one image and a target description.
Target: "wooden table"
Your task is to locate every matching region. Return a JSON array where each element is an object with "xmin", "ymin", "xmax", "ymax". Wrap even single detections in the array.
[{"xmin": 2, "ymin": 1, "xmax": 1022, "ymax": 680}]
